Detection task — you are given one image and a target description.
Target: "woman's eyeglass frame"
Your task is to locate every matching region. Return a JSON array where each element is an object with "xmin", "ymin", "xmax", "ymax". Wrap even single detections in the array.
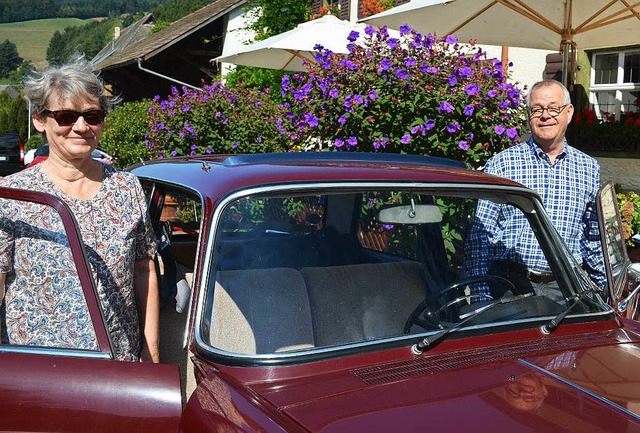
[
  {"xmin": 42, "ymin": 109, "xmax": 107, "ymax": 126},
  {"xmin": 528, "ymin": 104, "xmax": 569, "ymax": 118}
]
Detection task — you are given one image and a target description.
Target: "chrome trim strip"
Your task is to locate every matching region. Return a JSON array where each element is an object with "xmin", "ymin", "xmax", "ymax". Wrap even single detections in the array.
[
  {"xmin": 518, "ymin": 358, "xmax": 640, "ymax": 421},
  {"xmin": 0, "ymin": 346, "xmax": 111, "ymax": 359},
  {"xmin": 192, "ymin": 181, "xmax": 610, "ymax": 362}
]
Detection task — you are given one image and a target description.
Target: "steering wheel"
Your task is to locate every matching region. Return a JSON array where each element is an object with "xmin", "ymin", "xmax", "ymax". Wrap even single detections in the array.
[{"xmin": 403, "ymin": 274, "xmax": 516, "ymax": 334}]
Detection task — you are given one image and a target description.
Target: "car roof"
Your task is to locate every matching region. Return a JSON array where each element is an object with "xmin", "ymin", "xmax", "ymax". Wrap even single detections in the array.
[{"xmin": 130, "ymin": 152, "xmax": 527, "ymax": 200}]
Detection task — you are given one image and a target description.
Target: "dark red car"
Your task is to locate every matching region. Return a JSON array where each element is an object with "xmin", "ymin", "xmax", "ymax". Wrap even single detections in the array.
[{"xmin": 1, "ymin": 152, "xmax": 640, "ymax": 432}]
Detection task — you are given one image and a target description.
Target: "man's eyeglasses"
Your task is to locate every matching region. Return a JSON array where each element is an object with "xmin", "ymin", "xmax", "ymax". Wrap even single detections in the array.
[
  {"xmin": 42, "ymin": 109, "xmax": 107, "ymax": 126},
  {"xmin": 529, "ymin": 105, "xmax": 568, "ymax": 118}
]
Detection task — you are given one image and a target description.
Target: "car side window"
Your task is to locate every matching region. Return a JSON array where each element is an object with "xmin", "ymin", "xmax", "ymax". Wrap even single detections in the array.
[{"xmin": 0, "ymin": 197, "xmax": 99, "ymax": 352}]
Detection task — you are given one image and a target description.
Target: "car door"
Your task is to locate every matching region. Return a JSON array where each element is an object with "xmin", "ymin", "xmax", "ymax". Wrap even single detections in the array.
[
  {"xmin": 596, "ymin": 181, "xmax": 640, "ymax": 321},
  {"xmin": 0, "ymin": 187, "xmax": 182, "ymax": 433}
]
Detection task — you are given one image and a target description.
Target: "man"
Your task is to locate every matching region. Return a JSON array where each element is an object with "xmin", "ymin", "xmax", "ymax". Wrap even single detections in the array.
[{"xmin": 464, "ymin": 79, "xmax": 605, "ymax": 302}]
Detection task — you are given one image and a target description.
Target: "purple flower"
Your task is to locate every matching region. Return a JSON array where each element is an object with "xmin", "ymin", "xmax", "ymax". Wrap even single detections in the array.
[
  {"xmin": 353, "ymin": 94, "xmax": 364, "ymax": 105},
  {"xmin": 424, "ymin": 119, "xmax": 435, "ymax": 131},
  {"xmin": 459, "ymin": 67, "xmax": 472, "ymax": 79},
  {"xmin": 395, "ymin": 68, "xmax": 410, "ymax": 80},
  {"xmin": 348, "ymin": 31, "xmax": 360, "ymax": 42},
  {"xmin": 446, "ymin": 122, "xmax": 461, "ymax": 133},
  {"xmin": 494, "ymin": 124, "xmax": 506, "ymax": 135},
  {"xmin": 329, "ymin": 88, "xmax": 339, "ymax": 98},
  {"xmin": 182, "ymin": 105, "xmax": 190, "ymax": 112},
  {"xmin": 387, "ymin": 38, "xmax": 399, "ymax": 49},
  {"xmin": 365, "ymin": 26, "xmax": 375, "ymax": 36},
  {"xmin": 445, "ymin": 35, "xmax": 458, "ymax": 44},
  {"xmin": 232, "ymin": 141, "xmax": 239, "ymax": 149},
  {"xmin": 465, "ymin": 84, "xmax": 480, "ymax": 96},
  {"xmin": 401, "ymin": 134, "xmax": 411, "ymax": 144},
  {"xmin": 337, "ymin": 114, "xmax": 347, "ymax": 125},
  {"xmin": 426, "ymin": 66, "xmax": 438, "ymax": 74},
  {"xmin": 368, "ymin": 89, "xmax": 378, "ymax": 100},
  {"xmin": 458, "ymin": 141, "xmax": 469, "ymax": 151},
  {"xmin": 405, "ymin": 57, "xmax": 417, "ymax": 68},
  {"xmin": 487, "ymin": 89, "xmax": 498, "ymax": 98},
  {"xmin": 411, "ymin": 125, "xmax": 422, "ymax": 134},
  {"xmin": 506, "ymin": 127, "xmax": 519, "ymax": 140},
  {"xmin": 171, "ymin": 150, "xmax": 178, "ymax": 156},
  {"xmin": 379, "ymin": 58, "xmax": 393, "ymax": 72},
  {"xmin": 340, "ymin": 59, "xmax": 357, "ymax": 71},
  {"xmin": 347, "ymin": 136, "xmax": 358, "ymax": 147},
  {"xmin": 399, "ymin": 24, "xmax": 411, "ymax": 36},
  {"xmin": 463, "ymin": 104, "xmax": 475, "ymax": 116},
  {"xmin": 305, "ymin": 113, "xmax": 319, "ymax": 127},
  {"xmin": 448, "ymin": 75, "xmax": 458, "ymax": 86},
  {"xmin": 256, "ymin": 137, "xmax": 263, "ymax": 143},
  {"xmin": 205, "ymin": 147, "xmax": 212, "ymax": 154},
  {"xmin": 439, "ymin": 101, "xmax": 454, "ymax": 113},
  {"xmin": 335, "ymin": 138, "xmax": 345, "ymax": 148}
]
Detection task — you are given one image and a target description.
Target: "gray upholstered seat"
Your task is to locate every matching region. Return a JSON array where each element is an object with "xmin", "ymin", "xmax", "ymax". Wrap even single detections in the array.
[
  {"xmin": 301, "ymin": 261, "xmax": 429, "ymax": 347},
  {"xmin": 210, "ymin": 268, "xmax": 315, "ymax": 354}
]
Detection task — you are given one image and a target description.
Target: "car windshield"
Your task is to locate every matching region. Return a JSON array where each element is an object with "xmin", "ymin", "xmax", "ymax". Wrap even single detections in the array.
[{"xmin": 201, "ymin": 187, "xmax": 610, "ymax": 357}]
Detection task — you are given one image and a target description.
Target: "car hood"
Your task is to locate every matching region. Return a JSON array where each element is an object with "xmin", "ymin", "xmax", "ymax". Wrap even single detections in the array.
[{"xmin": 250, "ymin": 334, "xmax": 640, "ymax": 432}]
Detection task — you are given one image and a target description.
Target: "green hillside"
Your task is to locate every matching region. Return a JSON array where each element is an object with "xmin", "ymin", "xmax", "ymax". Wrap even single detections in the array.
[{"xmin": 0, "ymin": 18, "xmax": 95, "ymax": 67}]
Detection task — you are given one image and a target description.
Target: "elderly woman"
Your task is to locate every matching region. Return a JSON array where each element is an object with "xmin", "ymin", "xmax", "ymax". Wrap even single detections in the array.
[{"xmin": 0, "ymin": 57, "xmax": 159, "ymax": 362}]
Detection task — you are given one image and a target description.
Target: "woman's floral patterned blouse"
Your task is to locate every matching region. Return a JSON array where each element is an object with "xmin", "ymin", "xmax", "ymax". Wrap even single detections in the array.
[{"xmin": 0, "ymin": 163, "xmax": 156, "ymax": 361}]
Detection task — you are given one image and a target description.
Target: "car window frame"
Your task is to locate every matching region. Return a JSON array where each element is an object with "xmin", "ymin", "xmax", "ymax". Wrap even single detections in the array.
[
  {"xmin": 194, "ymin": 181, "xmax": 613, "ymax": 367},
  {"xmin": 0, "ymin": 186, "xmax": 113, "ymax": 358}
]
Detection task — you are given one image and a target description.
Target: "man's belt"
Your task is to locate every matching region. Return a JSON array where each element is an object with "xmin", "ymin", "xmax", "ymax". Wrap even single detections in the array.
[{"xmin": 494, "ymin": 261, "xmax": 556, "ymax": 284}]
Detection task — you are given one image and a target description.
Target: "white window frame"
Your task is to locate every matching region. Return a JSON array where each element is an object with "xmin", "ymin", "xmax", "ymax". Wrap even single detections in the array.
[{"xmin": 590, "ymin": 48, "xmax": 640, "ymax": 121}]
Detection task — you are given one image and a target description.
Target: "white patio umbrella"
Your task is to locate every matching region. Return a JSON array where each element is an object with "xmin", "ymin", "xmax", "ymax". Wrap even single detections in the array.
[
  {"xmin": 361, "ymin": 0, "xmax": 640, "ymax": 85},
  {"xmin": 214, "ymin": 14, "xmax": 379, "ymax": 72}
]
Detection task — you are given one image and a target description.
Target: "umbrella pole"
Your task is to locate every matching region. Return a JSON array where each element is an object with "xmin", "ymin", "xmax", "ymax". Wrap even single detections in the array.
[{"xmin": 560, "ymin": 42, "xmax": 574, "ymax": 90}]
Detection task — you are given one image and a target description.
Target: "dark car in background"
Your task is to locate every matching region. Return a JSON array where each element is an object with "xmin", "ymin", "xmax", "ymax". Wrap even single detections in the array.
[
  {"xmin": 25, "ymin": 144, "xmax": 114, "ymax": 168},
  {"xmin": 0, "ymin": 132, "xmax": 24, "ymax": 176}
]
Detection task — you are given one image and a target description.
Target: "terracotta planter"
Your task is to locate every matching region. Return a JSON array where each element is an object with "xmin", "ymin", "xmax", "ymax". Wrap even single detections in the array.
[{"xmin": 161, "ymin": 196, "xmax": 180, "ymax": 221}]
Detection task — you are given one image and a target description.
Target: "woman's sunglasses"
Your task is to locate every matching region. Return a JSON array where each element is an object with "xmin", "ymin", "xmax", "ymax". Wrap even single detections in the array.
[{"xmin": 42, "ymin": 109, "xmax": 107, "ymax": 126}]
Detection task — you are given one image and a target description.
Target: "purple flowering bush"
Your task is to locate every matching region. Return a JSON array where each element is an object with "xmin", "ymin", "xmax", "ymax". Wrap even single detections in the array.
[
  {"xmin": 278, "ymin": 24, "xmax": 526, "ymax": 167},
  {"xmin": 146, "ymin": 83, "xmax": 290, "ymax": 158}
]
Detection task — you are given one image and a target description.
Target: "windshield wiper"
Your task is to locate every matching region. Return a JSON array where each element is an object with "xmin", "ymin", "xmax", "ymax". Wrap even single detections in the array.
[
  {"xmin": 540, "ymin": 287, "xmax": 607, "ymax": 334},
  {"xmin": 411, "ymin": 292, "xmax": 534, "ymax": 355}
]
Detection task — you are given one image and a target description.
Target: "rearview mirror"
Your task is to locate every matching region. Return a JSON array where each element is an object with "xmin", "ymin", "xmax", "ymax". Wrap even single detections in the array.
[{"xmin": 377, "ymin": 204, "xmax": 442, "ymax": 224}]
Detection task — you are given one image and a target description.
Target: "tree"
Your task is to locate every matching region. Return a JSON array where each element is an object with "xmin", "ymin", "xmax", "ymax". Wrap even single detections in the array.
[
  {"xmin": 223, "ymin": 0, "xmax": 312, "ymax": 94},
  {"xmin": 7, "ymin": 60, "xmax": 35, "ymax": 84},
  {"xmin": 245, "ymin": 0, "xmax": 312, "ymax": 39},
  {"xmin": 0, "ymin": 90, "xmax": 29, "ymax": 139},
  {"xmin": 153, "ymin": 0, "xmax": 206, "ymax": 22},
  {"xmin": 100, "ymin": 100, "xmax": 154, "ymax": 168},
  {"xmin": 0, "ymin": 39, "xmax": 21, "ymax": 78},
  {"xmin": 47, "ymin": 19, "xmax": 121, "ymax": 64}
]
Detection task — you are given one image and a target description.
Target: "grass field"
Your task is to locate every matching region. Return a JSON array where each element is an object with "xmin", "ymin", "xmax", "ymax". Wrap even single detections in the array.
[{"xmin": 0, "ymin": 18, "xmax": 94, "ymax": 67}]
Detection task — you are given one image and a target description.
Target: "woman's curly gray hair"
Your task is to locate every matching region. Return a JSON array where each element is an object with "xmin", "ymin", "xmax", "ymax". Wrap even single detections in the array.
[{"xmin": 24, "ymin": 54, "xmax": 121, "ymax": 116}]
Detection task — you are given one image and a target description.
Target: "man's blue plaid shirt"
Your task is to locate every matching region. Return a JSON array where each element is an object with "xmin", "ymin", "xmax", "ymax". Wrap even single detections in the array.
[{"xmin": 464, "ymin": 137, "xmax": 605, "ymax": 289}]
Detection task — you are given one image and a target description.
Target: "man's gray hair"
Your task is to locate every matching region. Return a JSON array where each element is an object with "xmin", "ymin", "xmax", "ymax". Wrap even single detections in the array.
[
  {"xmin": 24, "ymin": 54, "xmax": 120, "ymax": 116},
  {"xmin": 526, "ymin": 79, "xmax": 571, "ymax": 108}
]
